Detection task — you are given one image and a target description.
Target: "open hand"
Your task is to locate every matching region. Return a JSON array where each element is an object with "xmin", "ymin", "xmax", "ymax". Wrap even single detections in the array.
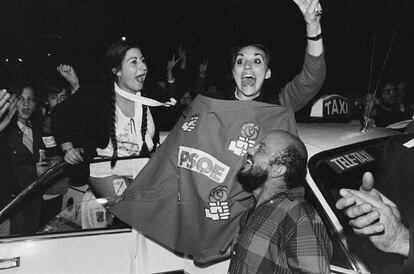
[
  {"xmin": 0, "ymin": 89, "xmax": 17, "ymax": 132},
  {"xmin": 292, "ymin": 0, "xmax": 322, "ymax": 25},
  {"xmin": 336, "ymin": 172, "xmax": 408, "ymax": 256}
]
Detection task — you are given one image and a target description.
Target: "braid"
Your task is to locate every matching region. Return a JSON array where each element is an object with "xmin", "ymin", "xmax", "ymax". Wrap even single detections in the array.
[
  {"xmin": 140, "ymin": 104, "xmax": 149, "ymax": 157},
  {"xmin": 110, "ymin": 88, "xmax": 118, "ymax": 167}
]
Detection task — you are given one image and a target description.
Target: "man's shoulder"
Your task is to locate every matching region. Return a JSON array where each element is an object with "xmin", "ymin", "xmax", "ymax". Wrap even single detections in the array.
[{"xmin": 274, "ymin": 193, "xmax": 319, "ymax": 223}]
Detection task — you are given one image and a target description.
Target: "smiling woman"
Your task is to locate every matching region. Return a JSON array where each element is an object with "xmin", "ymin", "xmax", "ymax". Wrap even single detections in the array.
[{"xmin": 51, "ymin": 40, "xmax": 158, "ymax": 199}]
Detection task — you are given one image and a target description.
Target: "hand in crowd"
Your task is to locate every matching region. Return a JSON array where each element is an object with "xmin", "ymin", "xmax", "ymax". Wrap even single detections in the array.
[
  {"xmin": 335, "ymin": 172, "xmax": 409, "ymax": 256},
  {"xmin": 0, "ymin": 89, "xmax": 18, "ymax": 132},
  {"xmin": 64, "ymin": 147, "xmax": 85, "ymax": 165},
  {"xmin": 167, "ymin": 54, "xmax": 182, "ymax": 82},
  {"xmin": 199, "ymin": 59, "xmax": 208, "ymax": 77},
  {"xmin": 61, "ymin": 142, "xmax": 85, "ymax": 164},
  {"xmin": 292, "ymin": 0, "xmax": 322, "ymax": 26},
  {"xmin": 177, "ymin": 44, "xmax": 187, "ymax": 69},
  {"xmin": 57, "ymin": 64, "xmax": 80, "ymax": 93},
  {"xmin": 292, "ymin": 0, "xmax": 323, "ymax": 56}
]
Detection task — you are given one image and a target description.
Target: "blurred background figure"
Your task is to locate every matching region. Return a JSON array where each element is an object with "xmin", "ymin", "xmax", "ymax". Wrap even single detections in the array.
[
  {"xmin": 40, "ymin": 77, "xmax": 72, "ymax": 135},
  {"xmin": 396, "ymin": 81, "xmax": 414, "ymax": 119},
  {"xmin": 37, "ymin": 66, "xmax": 78, "ymax": 227},
  {"xmin": 179, "ymin": 90, "xmax": 192, "ymax": 115},
  {"xmin": 5, "ymin": 82, "xmax": 48, "ymax": 234},
  {"xmin": 372, "ymin": 82, "xmax": 408, "ymax": 127}
]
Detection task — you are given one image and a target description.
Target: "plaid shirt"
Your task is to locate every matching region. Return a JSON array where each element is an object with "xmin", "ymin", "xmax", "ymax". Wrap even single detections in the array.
[{"xmin": 228, "ymin": 187, "xmax": 332, "ymax": 274}]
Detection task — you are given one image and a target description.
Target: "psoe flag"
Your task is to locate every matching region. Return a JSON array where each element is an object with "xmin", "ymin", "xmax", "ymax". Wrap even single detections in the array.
[{"xmin": 110, "ymin": 95, "xmax": 298, "ymax": 264}]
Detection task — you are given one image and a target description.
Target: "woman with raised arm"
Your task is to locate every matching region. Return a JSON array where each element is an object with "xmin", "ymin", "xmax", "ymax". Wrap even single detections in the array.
[{"xmin": 52, "ymin": 40, "xmax": 174, "ymax": 198}]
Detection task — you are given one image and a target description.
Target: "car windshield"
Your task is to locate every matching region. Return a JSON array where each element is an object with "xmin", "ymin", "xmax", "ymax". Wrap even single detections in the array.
[{"xmin": 307, "ymin": 136, "xmax": 394, "ymax": 273}]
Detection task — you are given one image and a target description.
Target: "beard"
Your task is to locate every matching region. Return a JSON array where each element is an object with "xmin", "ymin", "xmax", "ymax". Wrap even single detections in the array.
[{"xmin": 237, "ymin": 165, "xmax": 269, "ymax": 193}]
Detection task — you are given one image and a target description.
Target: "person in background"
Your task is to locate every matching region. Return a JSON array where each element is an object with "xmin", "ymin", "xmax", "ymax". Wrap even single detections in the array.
[
  {"xmin": 150, "ymin": 51, "xmax": 182, "ymax": 132},
  {"xmin": 0, "ymin": 89, "xmax": 18, "ymax": 236},
  {"xmin": 179, "ymin": 90, "xmax": 192, "ymax": 115},
  {"xmin": 229, "ymin": 130, "xmax": 332, "ymax": 273},
  {"xmin": 396, "ymin": 81, "xmax": 414, "ymax": 119},
  {"xmin": 52, "ymin": 40, "xmax": 174, "ymax": 199},
  {"xmin": 38, "ymin": 72, "xmax": 76, "ymax": 227},
  {"xmin": 40, "ymin": 78, "xmax": 72, "ymax": 135},
  {"xmin": 372, "ymin": 82, "xmax": 408, "ymax": 127},
  {"xmin": 6, "ymin": 83, "xmax": 51, "ymax": 234}
]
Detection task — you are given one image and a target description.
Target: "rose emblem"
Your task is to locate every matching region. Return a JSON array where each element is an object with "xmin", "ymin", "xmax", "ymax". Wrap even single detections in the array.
[
  {"xmin": 240, "ymin": 122, "xmax": 259, "ymax": 140},
  {"xmin": 209, "ymin": 186, "xmax": 228, "ymax": 202}
]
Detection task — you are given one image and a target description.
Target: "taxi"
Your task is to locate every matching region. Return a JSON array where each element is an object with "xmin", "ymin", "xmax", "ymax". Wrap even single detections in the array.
[{"xmin": 0, "ymin": 95, "xmax": 401, "ymax": 273}]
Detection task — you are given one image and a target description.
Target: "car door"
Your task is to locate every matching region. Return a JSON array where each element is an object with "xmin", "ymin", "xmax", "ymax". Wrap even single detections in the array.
[
  {"xmin": 306, "ymin": 136, "xmax": 397, "ymax": 274},
  {"xmin": 0, "ymin": 161, "xmax": 185, "ymax": 274}
]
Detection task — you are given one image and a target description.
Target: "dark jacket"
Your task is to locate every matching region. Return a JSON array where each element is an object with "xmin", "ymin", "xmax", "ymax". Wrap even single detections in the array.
[
  {"xmin": 52, "ymin": 87, "xmax": 112, "ymax": 162},
  {"xmin": 7, "ymin": 121, "xmax": 45, "ymax": 189},
  {"xmin": 6, "ymin": 120, "xmax": 45, "ymax": 234},
  {"xmin": 0, "ymin": 132, "xmax": 19, "ymax": 211},
  {"xmin": 51, "ymin": 86, "xmax": 112, "ymax": 184}
]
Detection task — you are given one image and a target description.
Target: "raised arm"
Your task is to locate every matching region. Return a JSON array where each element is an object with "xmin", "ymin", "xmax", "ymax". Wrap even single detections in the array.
[
  {"xmin": 57, "ymin": 64, "xmax": 80, "ymax": 94},
  {"xmin": 278, "ymin": 0, "xmax": 325, "ymax": 112},
  {"xmin": 293, "ymin": 0, "xmax": 323, "ymax": 57}
]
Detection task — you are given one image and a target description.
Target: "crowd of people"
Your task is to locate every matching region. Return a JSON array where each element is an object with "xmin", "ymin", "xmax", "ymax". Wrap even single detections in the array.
[
  {"xmin": 0, "ymin": 0, "xmax": 412, "ymax": 272},
  {"xmin": 350, "ymin": 80, "xmax": 414, "ymax": 128}
]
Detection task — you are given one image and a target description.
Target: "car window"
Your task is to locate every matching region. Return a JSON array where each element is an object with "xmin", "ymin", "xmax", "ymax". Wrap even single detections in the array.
[
  {"xmin": 307, "ymin": 136, "xmax": 395, "ymax": 274},
  {"xmin": 0, "ymin": 158, "xmax": 132, "ymax": 239}
]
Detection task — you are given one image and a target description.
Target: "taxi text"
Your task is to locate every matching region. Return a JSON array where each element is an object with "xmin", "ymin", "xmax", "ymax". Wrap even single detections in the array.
[
  {"xmin": 324, "ymin": 96, "xmax": 348, "ymax": 116},
  {"xmin": 329, "ymin": 150, "xmax": 374, "ymax": 172}
]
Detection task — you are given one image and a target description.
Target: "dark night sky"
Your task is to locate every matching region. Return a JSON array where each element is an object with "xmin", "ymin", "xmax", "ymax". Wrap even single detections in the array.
[{"xmin": 0, "ymin": 0, "xmax": 413, "ymax": 96}]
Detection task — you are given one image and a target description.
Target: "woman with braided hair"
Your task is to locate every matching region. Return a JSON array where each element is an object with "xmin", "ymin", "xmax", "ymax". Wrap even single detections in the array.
[{"xmin": 52, "ymin": 40, "xmax": 166, "ymax": 198}]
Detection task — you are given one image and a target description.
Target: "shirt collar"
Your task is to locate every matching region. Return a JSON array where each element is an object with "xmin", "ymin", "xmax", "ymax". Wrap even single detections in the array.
[
  {"xmin": 272, "ymin": 186, "xmax": 305, "ymax": 202},
  {"xmin": 17, "ymin": 120, "xmax": 31, "ymax": 130}
]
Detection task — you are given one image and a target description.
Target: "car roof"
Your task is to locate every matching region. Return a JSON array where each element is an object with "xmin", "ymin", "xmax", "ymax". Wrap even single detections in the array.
[{"xmin": 298, "ymin": 120, "xmax": 400, "ymax": 158}]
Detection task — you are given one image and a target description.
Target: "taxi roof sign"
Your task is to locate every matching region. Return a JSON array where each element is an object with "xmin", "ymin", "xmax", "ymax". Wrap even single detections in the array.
[{"xmin": 310, "ymin": 94, "xmax": 349, "ymax": 118}]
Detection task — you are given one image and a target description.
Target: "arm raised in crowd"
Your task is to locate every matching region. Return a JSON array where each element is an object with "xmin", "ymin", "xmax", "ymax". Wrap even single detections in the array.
[
  {"xmin": 166, "ymin": 53, "xmax": 181, "ymax": 99},
  {"xmin": 278, "ymin": 0, "xmax": 325, "ymax": 112},
  {"xmin": 57, "ymin": 64, "xmax": 80, "ymax": 94},
  {"xmin": 292, "ymin": 0, "xmax": 324, "ymax": 57}
]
